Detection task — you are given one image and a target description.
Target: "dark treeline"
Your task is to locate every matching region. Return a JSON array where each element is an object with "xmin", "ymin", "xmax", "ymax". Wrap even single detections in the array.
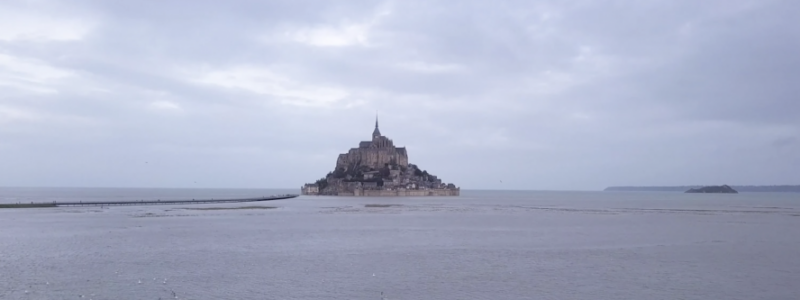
[{"xmin": 605, "ymin": 185, "xmax": 800, "ymax": 193}]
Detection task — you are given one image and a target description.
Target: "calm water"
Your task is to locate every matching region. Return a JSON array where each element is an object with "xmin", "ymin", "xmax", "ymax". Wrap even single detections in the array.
[{"xmin": 1, "ymin": 188, "xmax": 799, "ymax": 300}]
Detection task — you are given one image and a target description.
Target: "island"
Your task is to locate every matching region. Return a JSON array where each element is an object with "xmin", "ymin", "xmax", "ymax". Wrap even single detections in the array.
[
  {"xmin": 604, "ymin": 185, "xmax": 800, "ymax": 193},
  {"xmin": 301, "ymin": 117, "xmax": 460, "ymax": 197},
  {"xmin": 685, "ymin": 185, "xmax": 738, "ymax": 194}
]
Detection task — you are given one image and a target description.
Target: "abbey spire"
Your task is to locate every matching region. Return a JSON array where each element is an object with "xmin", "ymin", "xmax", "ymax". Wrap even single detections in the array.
[{"xmin": 372, "ymin": 113, "xmax": 381, "ymax": 139}]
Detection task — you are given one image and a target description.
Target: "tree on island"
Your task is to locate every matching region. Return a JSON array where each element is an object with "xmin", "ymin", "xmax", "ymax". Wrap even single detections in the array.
[
  {"xmin": 315, "ymin": 177, "xmax": 329, "ymax": 190},
  {"xmin": 379, "ymin": 164, "xmax": 391, "ymax": 178},
  {"xmin": 332, "ymin": 167, "xmax": 347, "ymax": 178}
]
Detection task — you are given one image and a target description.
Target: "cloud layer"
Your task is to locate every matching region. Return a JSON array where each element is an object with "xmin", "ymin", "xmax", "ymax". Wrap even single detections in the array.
[{"xmin": 1, "ymin": 0, "xmax": 798, "ymax": 190}]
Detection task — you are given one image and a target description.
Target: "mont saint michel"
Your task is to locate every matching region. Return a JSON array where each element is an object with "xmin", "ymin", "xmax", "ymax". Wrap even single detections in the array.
[{"xmin": 302, "ymin": 117, "xmax": 460, "ymax": 197}]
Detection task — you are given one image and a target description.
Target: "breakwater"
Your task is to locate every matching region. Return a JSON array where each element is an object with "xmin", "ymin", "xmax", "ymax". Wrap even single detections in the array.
[{"xmin": 0, "ymin": 194, "xmax": 298, "ymax": 208}]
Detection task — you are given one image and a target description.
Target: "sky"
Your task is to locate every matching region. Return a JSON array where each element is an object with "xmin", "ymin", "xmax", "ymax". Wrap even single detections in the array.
[{"xmin": 1, "ymin": 0, "xmax": 798, "ymax": 190}]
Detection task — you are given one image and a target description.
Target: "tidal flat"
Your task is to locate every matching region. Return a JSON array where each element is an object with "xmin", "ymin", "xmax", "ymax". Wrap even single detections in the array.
[{"xmin": 1, "ymin": 188, "xmax": 799, "ymax": 299}]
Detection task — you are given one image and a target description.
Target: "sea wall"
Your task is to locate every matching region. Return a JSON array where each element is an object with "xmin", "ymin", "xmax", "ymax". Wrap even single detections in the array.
[{"xmin": 336, "ymin": 189, "xmax": 459, "ymax": 197}]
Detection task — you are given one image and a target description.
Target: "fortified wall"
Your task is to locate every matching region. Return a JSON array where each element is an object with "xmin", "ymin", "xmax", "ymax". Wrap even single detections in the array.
[{"xmin": 337, "ymin": 189, "xmax": 460, "ymax": 197}]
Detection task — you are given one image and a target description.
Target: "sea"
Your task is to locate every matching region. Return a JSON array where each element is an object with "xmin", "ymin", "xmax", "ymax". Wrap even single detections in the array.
[{"xmin": 1, "ymin": 187, "xmax": 799, "ymax": 300}]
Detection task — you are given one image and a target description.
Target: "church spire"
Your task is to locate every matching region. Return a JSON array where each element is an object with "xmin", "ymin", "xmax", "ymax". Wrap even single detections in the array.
[{"xmin": 372, "ymin": 113, "xmax": 381, "ymax": 138}]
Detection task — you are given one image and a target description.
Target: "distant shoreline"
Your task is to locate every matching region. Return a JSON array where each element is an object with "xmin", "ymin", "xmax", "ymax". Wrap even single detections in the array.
[{"xmin": 605, "ymin": 185, "xmax": 800, "ymax": 193}]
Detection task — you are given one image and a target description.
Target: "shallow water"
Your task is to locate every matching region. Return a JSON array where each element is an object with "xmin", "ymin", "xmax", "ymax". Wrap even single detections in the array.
[{"xmin": 1, "ymin": 188, "xmax": 799, "ymax": 299}]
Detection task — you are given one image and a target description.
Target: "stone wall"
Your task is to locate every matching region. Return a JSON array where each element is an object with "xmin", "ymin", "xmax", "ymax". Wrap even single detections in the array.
[
  {"xmin": 300, "ymin": 184, "xmax": 319, "ymax": 195},
  {"xmin": 335, "ymin": 189, "xmax": 459, "ymax": 197}
]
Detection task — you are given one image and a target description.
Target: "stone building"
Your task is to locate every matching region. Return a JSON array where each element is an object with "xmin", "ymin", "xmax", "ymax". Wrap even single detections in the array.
[
  {"xmin": 336, "ymin": 117, "xmax": 409, "ymax": 170},
  {"xmin": 301, "ymin": 184, "xmax": 319, "ymax": 195},
  {"xmin": 302, "ymin": 116, "xmax": 459, "ymax": 197}
]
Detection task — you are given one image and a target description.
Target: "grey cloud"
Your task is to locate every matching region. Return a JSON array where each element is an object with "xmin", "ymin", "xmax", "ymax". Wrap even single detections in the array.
[
  {"xmin": 1, "ymin": 0, "xmax": 798, "ymax": 190},
  {"xmin": 773, "ymin": 137, "xmax": 797, "ymax": 148}
]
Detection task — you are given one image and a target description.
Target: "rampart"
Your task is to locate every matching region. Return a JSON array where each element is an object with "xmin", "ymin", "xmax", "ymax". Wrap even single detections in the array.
[{"xmin": 332, "ymin": 188, "xmax": 460, "ymax": 197}]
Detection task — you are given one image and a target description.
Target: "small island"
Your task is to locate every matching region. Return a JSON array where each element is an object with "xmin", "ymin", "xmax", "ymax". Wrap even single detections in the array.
[
  {"xmin": 604, "ymin": 185, "xmax": 800, "ymax": 193},
  {"xmin": 301, "ymin": 117, "xmax": 459, "ymax": 197},
  {"xmin": 685, "ymin": 185, "xmax": 738, "ymax": 194}
]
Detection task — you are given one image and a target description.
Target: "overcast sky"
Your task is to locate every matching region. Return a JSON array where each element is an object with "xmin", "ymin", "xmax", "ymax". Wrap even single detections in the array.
[{"xmin": 1, "ymin": 0, "xmax": 798, "ymax": 190}]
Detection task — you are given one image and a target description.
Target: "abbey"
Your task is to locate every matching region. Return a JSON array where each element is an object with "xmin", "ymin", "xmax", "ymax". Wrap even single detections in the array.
[
  {"xmin": 336, "ymin": 118, "xmax": 409, "ymax": 171},
  {"xmin": 302, "ymin": 117, "xmax": 459, "ymax": 197}
]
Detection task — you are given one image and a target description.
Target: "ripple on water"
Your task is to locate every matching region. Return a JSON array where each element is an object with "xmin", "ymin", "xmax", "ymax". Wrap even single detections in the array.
[{"xmin": 1, "ymin": 190, "xmax": 800, "ymax": 299}]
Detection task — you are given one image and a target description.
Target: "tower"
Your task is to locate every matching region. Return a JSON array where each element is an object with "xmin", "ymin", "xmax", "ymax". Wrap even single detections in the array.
[{"xmin": 372, "ymin": 114, "xmax": 381, "ymax": 139}]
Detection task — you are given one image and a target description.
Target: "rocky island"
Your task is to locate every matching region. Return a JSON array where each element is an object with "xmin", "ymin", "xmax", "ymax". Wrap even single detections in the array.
[
  {"xmin": 301, "ymin": 117, "xmax": 459, "ymax": 197},
  {"xmin": 685, "ymin": 185, "xmax": 738, "ymax": 193},
  {"xmin": 605, "ymin": 185, "xmax": 800, "ymax": 193}
]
